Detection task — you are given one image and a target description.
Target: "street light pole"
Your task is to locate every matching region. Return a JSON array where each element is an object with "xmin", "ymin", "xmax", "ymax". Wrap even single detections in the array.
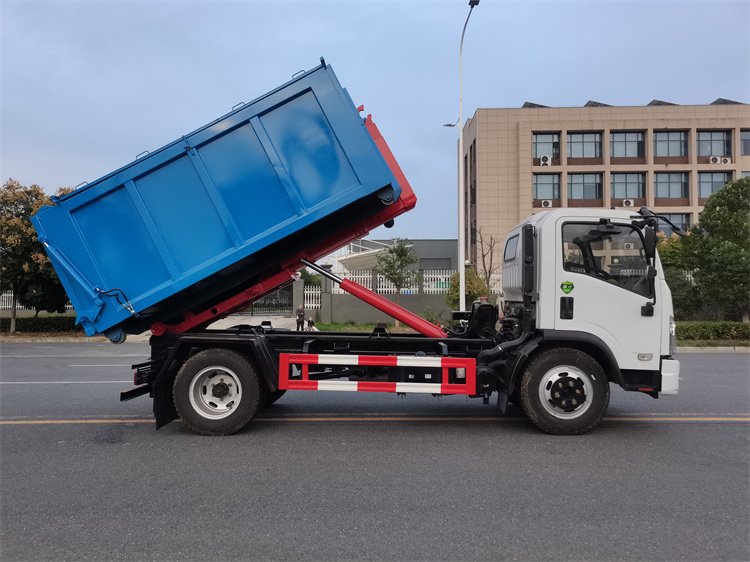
[{"xmin": 457, "ymin": 0, "xmax": 479, "ymax": 312}]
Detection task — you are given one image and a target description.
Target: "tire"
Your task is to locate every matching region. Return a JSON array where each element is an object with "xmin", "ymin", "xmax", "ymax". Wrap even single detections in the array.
[
  {"xmin": 264, "ymin": 389, "xmax": 286, "ymax": 407},
  {"xmin": 173, "ymin": 349, "xmax": 264, "ymax": 436},
  {"xmin": 519, "ymin": 348, "xmax": 610, "ymax": 435}
]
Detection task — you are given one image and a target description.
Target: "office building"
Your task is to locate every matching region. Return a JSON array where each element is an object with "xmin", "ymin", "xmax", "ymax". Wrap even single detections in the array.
[{"xmin": 461, "ymin": 99, "xmax": 750, "ymax": 278}]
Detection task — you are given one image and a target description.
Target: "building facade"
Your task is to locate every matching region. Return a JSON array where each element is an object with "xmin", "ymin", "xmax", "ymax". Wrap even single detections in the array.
[{"xmin": 461, "ymin": 99, "xmax": 750, "ymax": 279}]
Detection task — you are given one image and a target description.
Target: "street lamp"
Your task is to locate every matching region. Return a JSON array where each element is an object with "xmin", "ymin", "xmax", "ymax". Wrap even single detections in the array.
[{"xmin": 444, "ymin": 0, "xmax": 479, "ymax": 312}]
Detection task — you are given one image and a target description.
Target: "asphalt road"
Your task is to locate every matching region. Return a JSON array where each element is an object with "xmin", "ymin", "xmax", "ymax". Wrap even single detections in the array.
[{"xmin": 1, "ymin": 343, "xmax": 748, "ymax": 561}]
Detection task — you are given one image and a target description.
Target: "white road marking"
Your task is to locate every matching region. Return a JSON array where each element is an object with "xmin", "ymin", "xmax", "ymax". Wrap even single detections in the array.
[
  {"xmin": 0, "ymin": 355, "xmax": 145, "ymax": 358},
  {"xmin": 67, "ymin": 365, "xmax": 130, "ymax": 367}
]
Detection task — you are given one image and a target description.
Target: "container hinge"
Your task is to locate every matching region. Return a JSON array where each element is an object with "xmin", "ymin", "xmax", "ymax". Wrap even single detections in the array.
[
  {"xmin": 182, "ymin": 137, "xmax": 196, "ymax": 156},
  {"xmin": 95, "ymin": 287, "xmax": 140, "ymax": 317}
]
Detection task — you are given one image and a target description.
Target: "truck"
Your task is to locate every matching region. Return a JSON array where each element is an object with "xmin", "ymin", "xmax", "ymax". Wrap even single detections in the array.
[{"xmin": 31, "ymin": 59, "xmax": 680, "ymax": 435}]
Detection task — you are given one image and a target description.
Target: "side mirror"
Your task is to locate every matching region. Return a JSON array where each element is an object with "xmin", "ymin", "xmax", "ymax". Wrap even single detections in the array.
[{"xmin": 643, "ymin": 226, "xmax": 656, "ymax": 263}]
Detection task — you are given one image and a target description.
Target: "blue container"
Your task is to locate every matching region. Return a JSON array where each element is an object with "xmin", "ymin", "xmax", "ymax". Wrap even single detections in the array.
[{"xmin": 32, "ymin": 60, "xmax": 402, "ymax": 342}]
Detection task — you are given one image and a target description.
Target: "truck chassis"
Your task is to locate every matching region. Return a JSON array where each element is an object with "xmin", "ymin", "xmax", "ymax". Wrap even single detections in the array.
[{"xmin": 124, "ymin": 299, "xmax": 664, "ymax": 436}]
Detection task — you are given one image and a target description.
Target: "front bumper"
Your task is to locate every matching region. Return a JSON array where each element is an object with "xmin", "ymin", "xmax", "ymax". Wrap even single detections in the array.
[{"xmin": 660, "ymin": 359, "xmax": 680, "ymax": 395}]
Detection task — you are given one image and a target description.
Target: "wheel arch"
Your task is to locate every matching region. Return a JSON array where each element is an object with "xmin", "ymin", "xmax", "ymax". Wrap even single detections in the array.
[
  {"xmin": 151, "ymin": 334, "xmax": 279, "ymax": 429},
  {"xmin": 507, "ymin": 330, "xmax": 622, "ymax": 393}
]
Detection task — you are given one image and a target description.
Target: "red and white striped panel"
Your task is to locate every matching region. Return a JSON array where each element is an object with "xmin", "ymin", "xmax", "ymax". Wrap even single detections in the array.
[{"xmin": 278, "ymin": 353, "xmax": 477, "ymax": 396}]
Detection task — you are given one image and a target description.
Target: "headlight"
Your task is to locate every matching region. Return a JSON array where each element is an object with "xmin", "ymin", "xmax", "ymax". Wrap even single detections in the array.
[{"xmin": 669, "ymin": 315, "xmax": 676, "ymax": 356}]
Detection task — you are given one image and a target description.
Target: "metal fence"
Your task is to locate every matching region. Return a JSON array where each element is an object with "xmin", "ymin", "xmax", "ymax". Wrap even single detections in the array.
[
  {"xmin": 0, "ymin": 292, "xmax": 24, "ymax": 311},
  {"xmin": 235, "ymin": 286, "xmax": 293, "ymax": 316},
  {"xmin": 331, "ymin": 270, "xmax": 372, "ymax": 293},
  {"xmin": 0, "ymin": 292, "xmax": 74, "ymax": 311},
  {"xmin": 304, "ymin": 286, "xmax": 321, "ymax": 310},
  {"xmin": 327, "ymin": 269, "xmax": 455, "ymax": 295},
  {"xmin": 422, "ymin": 269, "xmax": 455, "ymax": 294},
  {"xmin": 2, "ymin": 268, "xmax": 502, "ymax": 315},
  {"xmin": 304, "ymin": 269, "xmax": 459, "ymax": 310}
]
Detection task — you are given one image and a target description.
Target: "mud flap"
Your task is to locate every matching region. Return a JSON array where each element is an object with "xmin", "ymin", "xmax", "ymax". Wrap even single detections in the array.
[{"xmin": 153, "ymin": 376, "xmax": 178, "ymax": 429}]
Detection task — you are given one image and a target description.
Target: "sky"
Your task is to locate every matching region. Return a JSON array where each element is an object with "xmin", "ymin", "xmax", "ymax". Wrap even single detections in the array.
[{"xmin": 2, "ymin": 0, "xmax": 748, "ymax": 240}]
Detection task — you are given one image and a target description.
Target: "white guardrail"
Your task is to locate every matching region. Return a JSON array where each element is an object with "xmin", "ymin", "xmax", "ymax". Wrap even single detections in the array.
[
  {"xmin": 304, "ymin": 269, "xmax": 502, "ymax": 310},
  {"xmin": 1, "ymin": 291, "xmax": 74, "ymax": 311}
]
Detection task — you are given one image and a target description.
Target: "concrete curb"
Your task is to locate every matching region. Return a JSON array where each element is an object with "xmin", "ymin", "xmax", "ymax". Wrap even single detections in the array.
[{"xmin": 676, "ymin": 346, "xmax": 750, "ymax": 353}]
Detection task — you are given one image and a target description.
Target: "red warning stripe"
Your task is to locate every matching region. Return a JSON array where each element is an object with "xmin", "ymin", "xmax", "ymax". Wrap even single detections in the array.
[{"xmin": 277, "ymin": 353, "xmax": 477, "ymax": 396}]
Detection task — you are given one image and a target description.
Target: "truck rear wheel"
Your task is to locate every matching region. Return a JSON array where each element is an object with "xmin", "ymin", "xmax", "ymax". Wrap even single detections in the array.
[
  {"xmin": 173, "ymin": 349, "xmax": 264, "ymax": 436},
  {"xmin": 519, "ymin": 348, "xmax": 610, "ymax": 435}
]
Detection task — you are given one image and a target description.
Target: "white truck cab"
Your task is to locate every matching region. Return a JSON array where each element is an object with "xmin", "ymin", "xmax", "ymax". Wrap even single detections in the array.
[{"xmin": 494, "ymin": 208, "xmax": 680, "ymax": 433}]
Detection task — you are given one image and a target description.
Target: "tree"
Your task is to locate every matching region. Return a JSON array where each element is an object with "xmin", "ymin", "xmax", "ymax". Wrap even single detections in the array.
[
  {"xmin": 657, "ymin": 234, "xmax": 703, "ymax": 320},
  {"xmin": 476, "ymin": 228, "xmax": 500, "ymax": 292},
  {"xmin": 680, "ymin": 177, "xmax": 750, "ymax": 322},
  {"xmin": 445, "ymin": 268, "xmax": 490, "ymax": 310},
  {"xmin": 1, "ymin": 179, "xmax": 50, "ymax": 331},
  {"xmin": 19, "ymin": 270, "xmax": 69, "ymax": 317},
  {"xmin": 299, "ymin": 268, "xmax": 321, "ymax": 287},
  {"xmin": 22, "ymin": 187, "xmax": 73, "ymax": 317},
  {"xmin": 374, "ymin": 238, "xmax": 419, "ymax": 327}
]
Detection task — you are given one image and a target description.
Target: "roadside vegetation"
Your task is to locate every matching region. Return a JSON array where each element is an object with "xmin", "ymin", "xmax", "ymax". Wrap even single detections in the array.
[
  {"xmin": 659, "ymin": 177, "xmax": 749, "ymax": 323},
  {"xmin": 1, "ymin": 179, "xmax": 72, "ymax": 333}
]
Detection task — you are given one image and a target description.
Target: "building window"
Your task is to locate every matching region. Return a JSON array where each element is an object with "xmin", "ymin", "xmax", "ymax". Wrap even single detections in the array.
[
  {"xmin": 655, "ymin": 172, "xmax": 689, "ymax": 198},
  {"xmin": 654, "ymin": 130, "xmax": 688, "ymax": 157},
  {"xmin": 568, "ymin": 132, "xmax": 601, "ymax": 158},
  {"xmin": 533, "ymin": 174, "xmax": 560, "ymax": 200},
  {"xmin": 742, "ymin": 171, "xmax": 750, "ymax": 178},
  {"xmin": 611, "ymin": 131, "xmax": 645, "ymax": 158},
  {"xmin": 697, "ymin": 130, "xmax": 731, "ymax": 157},
  {"xmin": 699, "ymin": 171, "xmax": 731, "ymax": 198},
  {"xmin": 568, "ymin": 173, "xmax": 602, "ymax": 199},
  {"xmin": 611, "ymin": 173, "xmax": 645, "ymax": 199},
  {"xmin": 658, "ymin": 214, "xmax": 691, "ymax": 236},
  {"xmin": 533, "ymin": 133, "xmax": 560, "ymax": 158},
  {"xmin": 741, "ymin": 130, "xmax": 750, "ymax": 156}
]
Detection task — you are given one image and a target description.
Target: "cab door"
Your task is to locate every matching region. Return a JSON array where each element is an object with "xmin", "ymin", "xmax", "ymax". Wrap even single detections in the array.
[{"xmin": 554, "ymin": 219, "xmax": 661, "ymax": 372}]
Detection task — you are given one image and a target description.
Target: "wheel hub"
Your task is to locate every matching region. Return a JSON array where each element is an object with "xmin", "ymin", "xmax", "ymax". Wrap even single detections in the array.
[
  {"xmin": 211, "ymin": 380, "xmax": 231, "ymax": 399},
  {"xmin": 548, "ymin": 376, "xmax": 586, "ymax": 412},
  {"xmin": 188, "ymin": 367, "xmax": 242, "ymax": 420},
  {"xmin": 538, "ymin": 365, "xmax": 594, "ymax": 420}
]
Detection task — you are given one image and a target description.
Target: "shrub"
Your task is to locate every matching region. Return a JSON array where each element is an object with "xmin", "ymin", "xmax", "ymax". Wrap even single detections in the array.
[
  {"xmin": 0, "ymin": 316, "xmax": 81, "ymax": 333},
  {"xmin": 676, "ymin": 321, "xmax": 750, "ymax": 341}
]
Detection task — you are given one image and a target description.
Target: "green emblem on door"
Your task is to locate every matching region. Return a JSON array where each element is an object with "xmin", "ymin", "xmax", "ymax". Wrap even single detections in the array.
[{"xmin": 561, "ymin": 281, "xmax": 574, "ymax": 294}]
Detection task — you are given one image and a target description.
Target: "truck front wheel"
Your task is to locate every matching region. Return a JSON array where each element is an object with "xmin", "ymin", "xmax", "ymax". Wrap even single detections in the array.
[
  {"xmin": 173, "ymin": 349, "xmax": 265, "ymax": 436},
  {"xmin": 519, "ymin": 348, "xmax": 610, "ymax": 435}
]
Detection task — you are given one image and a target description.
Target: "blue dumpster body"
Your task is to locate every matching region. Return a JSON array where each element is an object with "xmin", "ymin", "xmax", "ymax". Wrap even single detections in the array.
[{"xmin": 31, "ymin": 60, "xmax": 404, "ymax": 342}]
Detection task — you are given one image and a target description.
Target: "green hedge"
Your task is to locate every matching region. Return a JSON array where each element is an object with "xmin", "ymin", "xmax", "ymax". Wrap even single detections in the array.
[
  {"xmin": 676, "ymin": 321, "xmax": 749, "ymax": 341},
  {"xmin": 2, "ymin": 317, "xmax": 747, "ymax": 340},
  {"xmin": 1, "ymin": 316, "xmax": 81, "ymax": 333}
]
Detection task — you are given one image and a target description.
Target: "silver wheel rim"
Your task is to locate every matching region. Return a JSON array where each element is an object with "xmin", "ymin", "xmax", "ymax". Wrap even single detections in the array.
[
  {"xmin": 538, "ymin": 365, "xmax": 594, "ymax": 420},
  {"xmin": 188, "ymin": 366, "xmax": 242, "ymax": 420}
]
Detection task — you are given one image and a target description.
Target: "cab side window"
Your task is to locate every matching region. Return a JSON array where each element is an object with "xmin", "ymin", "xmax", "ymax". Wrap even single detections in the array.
[
  {"xmin": 562, "ymin": 223, "xmax": 652, "ymax": 297},
  {"xmin": 504, "ymin": 234, "xmax": 519, "ymax": 262}
]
